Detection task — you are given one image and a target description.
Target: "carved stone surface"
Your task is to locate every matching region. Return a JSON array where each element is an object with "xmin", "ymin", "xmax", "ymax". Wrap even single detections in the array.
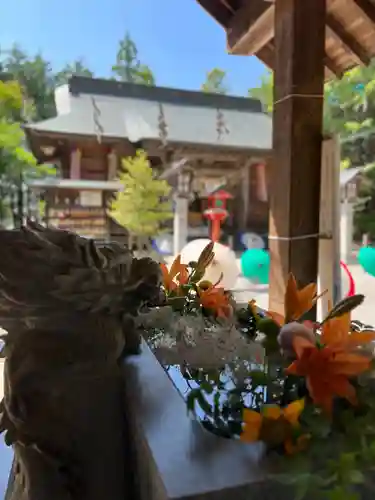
[{"xmin": 0, "ymin": 222, "xmax": 162, "ymax": 500}]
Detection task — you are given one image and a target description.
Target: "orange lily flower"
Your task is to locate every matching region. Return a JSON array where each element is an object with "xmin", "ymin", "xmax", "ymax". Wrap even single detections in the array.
[
  {"xmin": 160, "ymin": 255, "xmax": 189, "ymax": 293},
  {"xmin": 267, "ymin": 274, "xmax": 317, "ymax": 326},
  {"xmin": 198, "ymin": 283, "xmax": 232, "ymax": 318},
  {"xmin": 321, "ymin": 310, "xmax": 375, "ymax": 349},
  {"xmin": 286, "ymin": 336, "xmax": 372, "ymax": 414},
  {"xmin": 241, "ymin": 399, "xmax": 308, "ymax": 454}
]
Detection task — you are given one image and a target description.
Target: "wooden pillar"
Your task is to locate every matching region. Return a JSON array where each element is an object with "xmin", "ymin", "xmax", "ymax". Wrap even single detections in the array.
[
  {"xmin": 318, "ymin": 136, "xmax": 341, "ymax": 320},
  {"xmin": 107, "ymin": 149, "xmax": 118, "ymax": 180},
  {"xmin": 173, "ymin": 173, "xmax": 189, "ymax": 255},
  {"xmin": 340, "ymin": 198, "xmax": 354, "ymax": 263},
  {"xmin": 256, "ymin": 163, "xmax": 268, "ymax": 202},
  {"xmin": 268, "ymin": 0, "xmax": 326, "ymax": 315},
  {"xmin": 70, "ymin": 148, "xmax": 81, "ymax": 180},
  {"xmin": 241, "ymin": 160, "xmax": 251, "ymax": 230}
]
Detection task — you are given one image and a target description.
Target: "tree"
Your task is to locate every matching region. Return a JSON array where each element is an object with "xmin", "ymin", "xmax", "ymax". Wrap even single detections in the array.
[
  {"xmin": 54, "ymin": 58, "xmax": 94, "ymax": 87},
  {"xmin": 0, "ymin": 80, "xmax": 36, "ymax": 170},
  {"xmin": 0, "ymin": 45, "xmax": 56, "ymax": 120},
  {"xmin": 0, "ymin": 79, "xmax": 38, "ymax": 225},
  {"xmin": 108, "ymin": 150, "xmax": 173, "ymax": 241},
  {"xmin": 112, "ymin": 33, "xmax": 155, "ymax": 85},
  {"xmin": 248, "ymin": 71, "xmax": 273, "ymax": 113},
  {"xmin": 201, "ymin": 68, "xmax": 229, "ymax": 94}
]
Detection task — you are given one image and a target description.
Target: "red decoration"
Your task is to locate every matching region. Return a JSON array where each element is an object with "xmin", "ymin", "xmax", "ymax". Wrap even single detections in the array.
[
  {"xmin": 340, "ymin": 260, "xmax": 355, "ymax": 297},
  {"xmin": 203, "ymin": 189, "xmax": 233, "ymax": 242}
]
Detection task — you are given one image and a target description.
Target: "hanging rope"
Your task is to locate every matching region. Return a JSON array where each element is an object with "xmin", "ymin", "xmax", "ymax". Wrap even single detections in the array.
[
  {"xmin": 91, "ymin": 97, "xmax": 104, "ymax": 143},
  {"xmin": 158, "ymin": 102, "xmax": 168, "ymax": 147},
  {"xmin": 216, "ymin": 108, "xmax": 229, "ymax": 141}
]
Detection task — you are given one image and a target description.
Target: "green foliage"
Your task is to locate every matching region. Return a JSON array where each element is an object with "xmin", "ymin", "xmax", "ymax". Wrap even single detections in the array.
[
  {"xmin": 0, "ymin": 45, "xmax": 95, "ymax": 122},
  {"xmin": 340, "ymin": 158, "xmax": 351, "ymax": 170},
  {"xmin": 247, "ymin": 64, "xmax": 375, "ymax": 142},
  {"xmin": 54, "ymin": 58, "xmax": 93, "ymax": 87},
  {"xmin": 111, "ymin": 32, "xmax": 155, "ymax": 85},
  {"xmin": 354, "ymin": 162, "xmax": 375, "ymax": 239},
  {"xmin": 0, "ymin": 80, "xmax": 36, "ymax": 172},
  {"xmin": 108, "ymin": 150, "xmax": 172, "ymax": 237},
  {"xmin": 269, "ymin": 384, "xmax": 375, "ymax": 499},
  {"xmin": 183, "ymin": 341, "xmax": 375, "ymax": 499},
  {"xmin": 201, "ymin": 68, "xmax": 229, "ymax": 94},
  {"xmin": 0, "ymin": 79, "xmax": 38, "ymax": 224},
  {"xmin": 248, "ymin": 70, "xmax": 273, "ymax": 113},
  {"xmin": 248, "ymin": 62, "xmax": 375, "ymax": 238},
  {"xmin": 1, "ymin": 45, "xmax": 56, "ymax": 121}
]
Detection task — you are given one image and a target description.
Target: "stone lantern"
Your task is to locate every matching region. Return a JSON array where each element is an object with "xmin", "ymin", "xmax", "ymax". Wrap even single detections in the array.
[
  {"xmin": 339, "ymin": 167, "xmax": 362, "ymax": 262},
  {"xmin": 340, "ymin": 178, "xmax": 358, "ymax": 203},
  {"xmin": 173, "ymin": 168, "xmax": 194, "ymax": 255}
]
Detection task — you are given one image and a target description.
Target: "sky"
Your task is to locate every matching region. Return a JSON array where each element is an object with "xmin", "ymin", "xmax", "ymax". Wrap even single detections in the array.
[{"xmin": 1, "ymin": 0, "xmax": 267, "ymax": 96}]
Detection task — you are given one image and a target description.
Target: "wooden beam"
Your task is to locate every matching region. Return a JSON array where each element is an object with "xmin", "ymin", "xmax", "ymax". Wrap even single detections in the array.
[
  {"xmin": 256, "ymin": 40, "xmax": 342, "ymax": 80},
  {"xmin": 324, "ymin": 53, "xmax": 342, "ymax": 78},
  {"xmin": 196, "ymin": 0, "xmax": 232, "ymax": 27},
  {"xmin": 353, "ymin": 0, "xmax": 375, "ymax": 24},
  {"xmin": 326, "ymin": 14, "xmax": 371, "ymax": 65},
  {"xmin": 219, "ymin": 0, "xmax": 236, "ymax": 12},
  {"xmin": 227, "ymin": 1, "xmax": 273, "ymax": 55},
  {"xmin": 268, "ymin": 0, "xmax": 326, "ymax": 317},
  {"xmin": 255, "ymin": 48, "xmax": 336, "ymax": 80},
  {"xmin": 325, "ymin": 68, "xmax": 335, "ymax": 80},
  {"xmin": 257, "ymin": 43, "xmax": 275, "ymax": 69}
]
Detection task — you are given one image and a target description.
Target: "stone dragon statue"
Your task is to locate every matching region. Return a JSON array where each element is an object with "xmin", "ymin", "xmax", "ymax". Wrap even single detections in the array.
[{"xmin": 0, "ymin": 222, "xmax": 162, "ymax": 500}]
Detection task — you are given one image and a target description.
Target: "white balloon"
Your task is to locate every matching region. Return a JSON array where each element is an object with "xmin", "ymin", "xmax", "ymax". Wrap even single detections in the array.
[
  {"xmin": 241, "ymin": 232, "xmax": 265, "ymax": 250},
  {"xmin": 179, "ymin": 238, "xmax": 239, "ymax": 290}
]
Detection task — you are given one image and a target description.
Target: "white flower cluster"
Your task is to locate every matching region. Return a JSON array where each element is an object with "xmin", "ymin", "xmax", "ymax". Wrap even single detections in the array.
[{"xmin": 138, "ymin": 307, "xmax": 265, "ymax": 369}]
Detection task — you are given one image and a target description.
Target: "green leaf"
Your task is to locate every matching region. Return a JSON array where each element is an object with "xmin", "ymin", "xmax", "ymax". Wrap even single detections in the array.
[
  {"xmin": 321, "ymin": 295, "xmax": 365, "ymax": 324},
  {"xmin": 249, "ymin": 369, "xmax": 269, "ymax": 388},
  {"xmin": 186, "ymin": 390, "xmax": 197, "ymax": 413},
  {"xmin": 348, "ymin": 470, "xmax": 365, "ymax": 485},
  {"xmin": 213, "ymin": 391, "xmax": 221, "ymax": 420},
  {"xmin": 270, "ymin": 472, "xmax": 312, "ymax": 486},
  {"xmin": 199, "ymin": 381, "xmax": 214, "ymax": 394},
  {"xmin": 257, "ymin": 317, "xmax": 281, "ymax": 337},
  {"xmin": 294, "ymin": 479, "xmax": 310, "ymax": 500},
  {"xmin": 201, "ymin": 68, "xmax": 229, "ymax": 94},
  {"xmin": 188, "ymin": 261, "xmax": 198, "ymax": 269},
  {"xmin": 325, "ymin": 487, "xmax": 360, "ymax": 500},
  {"xmin": 195, "ymin": 391, "xmax": 213, "ymax": 416},
  {"xmin": 186, "ymin": 388, "xmax": 213, "ymax": 416}
]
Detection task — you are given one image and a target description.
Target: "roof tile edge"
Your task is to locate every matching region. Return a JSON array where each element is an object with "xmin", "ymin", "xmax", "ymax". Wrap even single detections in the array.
[{"xmin": 68, "ymin": 76, "xmax": 264, "ymax": 113}]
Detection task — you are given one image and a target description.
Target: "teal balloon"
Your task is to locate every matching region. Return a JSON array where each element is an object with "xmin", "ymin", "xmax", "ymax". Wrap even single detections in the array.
[
  {"xmin": 241, "ymin": 249, "xmax": 270, "ymax": 284},
  {"xmin": 358, "ymin": 246, "xmax": 375, "ymax": 277}
]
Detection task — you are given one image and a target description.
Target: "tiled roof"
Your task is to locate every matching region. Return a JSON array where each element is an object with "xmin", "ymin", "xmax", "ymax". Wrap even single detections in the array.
[{"xmin": 25, "ymin": 77, "xmax": 272, "ymax": 151}]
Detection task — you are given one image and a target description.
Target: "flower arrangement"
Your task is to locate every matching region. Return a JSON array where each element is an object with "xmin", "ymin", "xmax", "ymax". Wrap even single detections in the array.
[
  {"xmin": 140, "ymin": 242, "xmax": 262, "ymax": 369},
  {"xmin": 140, "ymin": 243, "xmax": 375, "ymax": 499},
  {"xmin": 159, "ymin": 242, "xmax": 233, "ymax": 318}
]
